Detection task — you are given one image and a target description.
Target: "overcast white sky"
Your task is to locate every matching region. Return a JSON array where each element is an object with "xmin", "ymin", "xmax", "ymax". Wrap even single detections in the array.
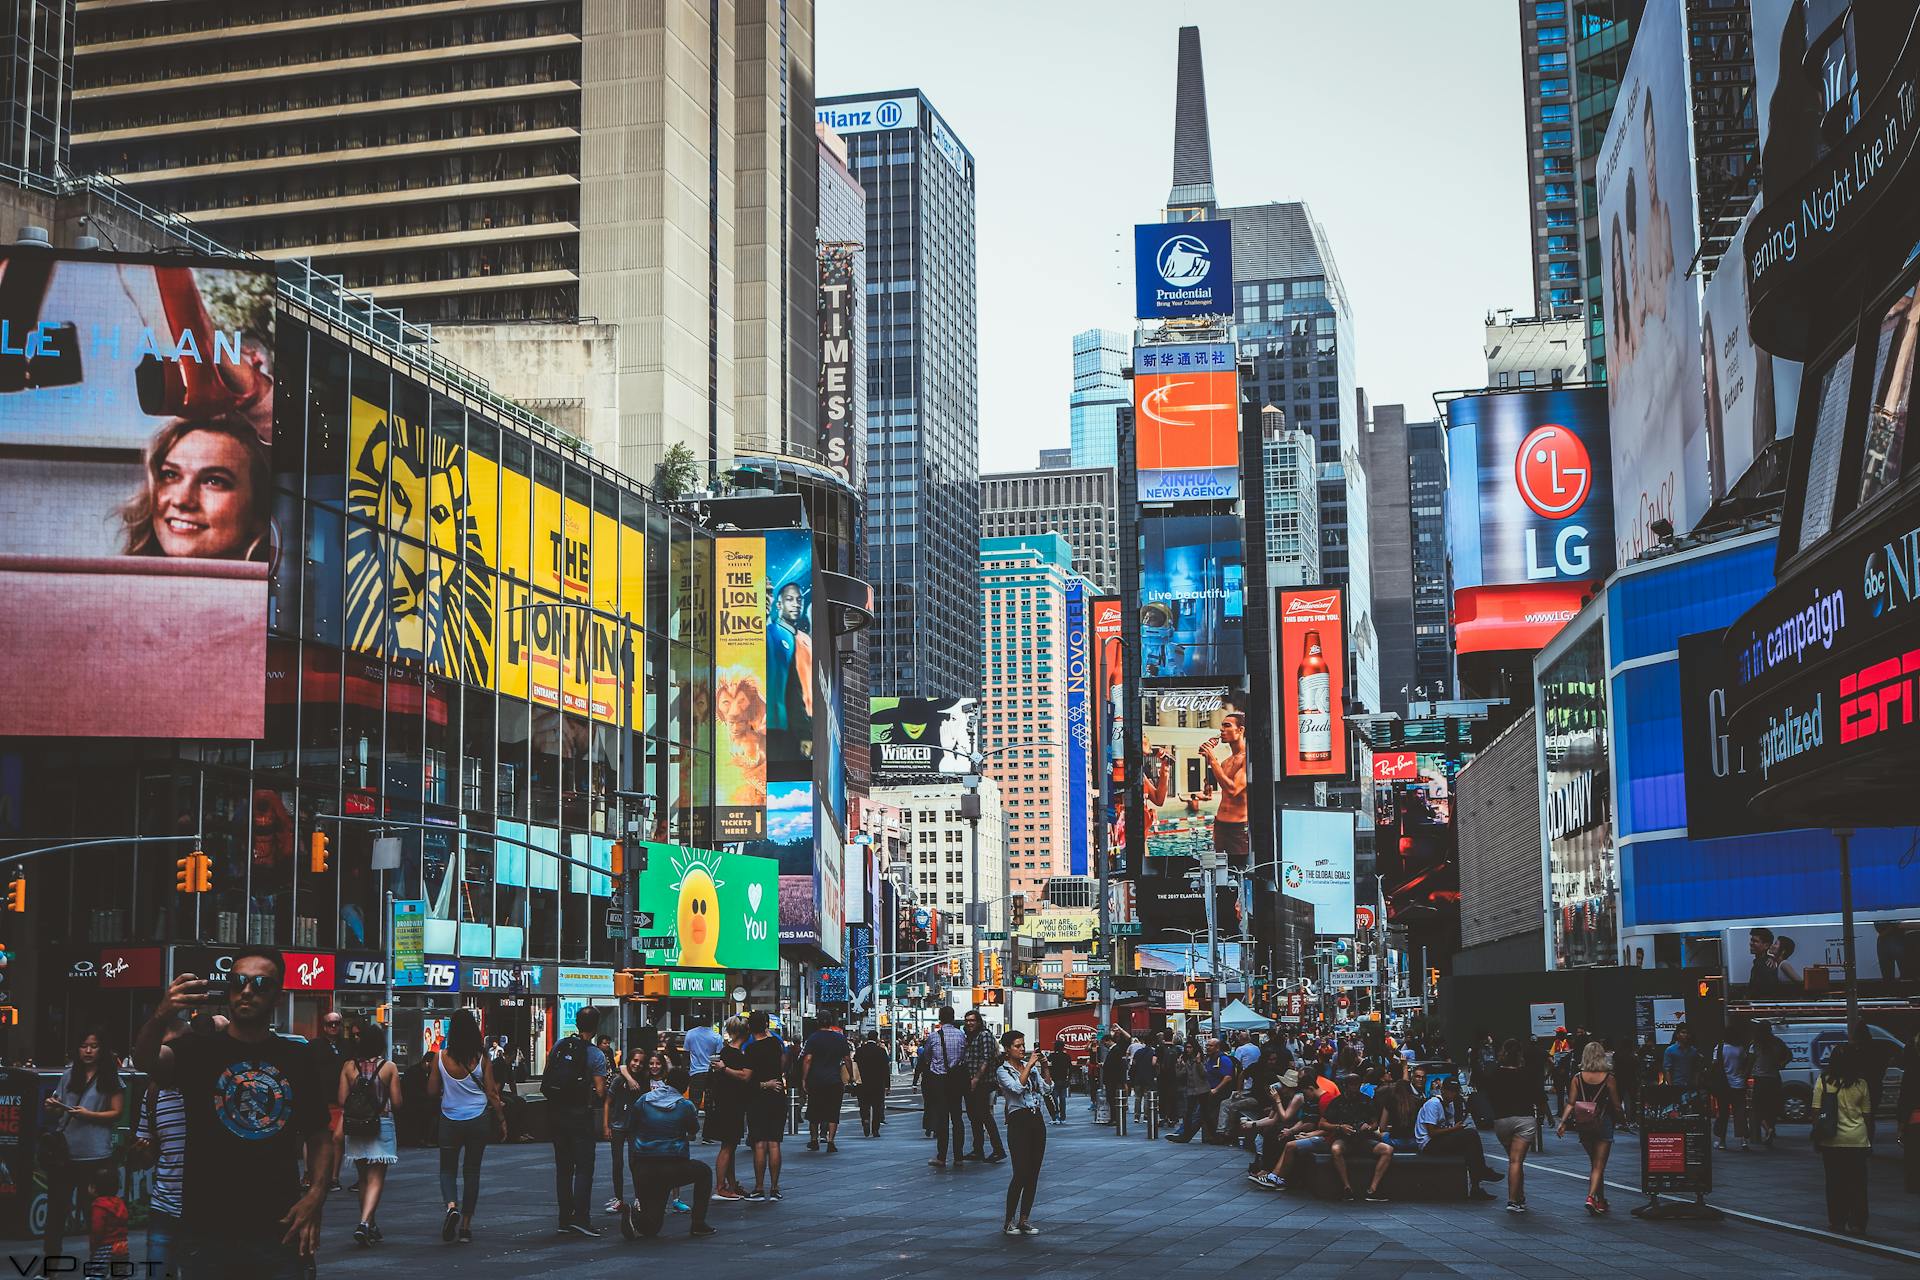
[{"xmin": 815, "ymin": 0, "xmax": 1537, "ymax": 472}]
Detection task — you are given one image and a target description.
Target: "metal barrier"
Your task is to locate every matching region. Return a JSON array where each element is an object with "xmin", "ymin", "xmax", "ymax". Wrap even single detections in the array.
[
  {"xmin": 1114, "ymin": 1089, "xmax": 1128, "ymax": 1136},
  {"xmin": 1144, "ymin": 1097, "xmax": 1160, "ymax": 1139}
]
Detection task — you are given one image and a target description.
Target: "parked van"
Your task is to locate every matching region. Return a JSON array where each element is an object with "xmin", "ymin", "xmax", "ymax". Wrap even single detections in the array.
[{"xmin": 1764, "ymin": 1021, "xmax": 1905, "ymax": 1122}]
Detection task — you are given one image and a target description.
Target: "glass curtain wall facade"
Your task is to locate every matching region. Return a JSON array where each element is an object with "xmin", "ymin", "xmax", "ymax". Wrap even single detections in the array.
[
  {"xmin": 1069, "ymin": 328, "xmax": 1127, "ymax": 468},
  {"xmin": 5, "ymin": 313, "xmax": 717, "ymax": 1061},
  {"xmin": 825, "ymin": 90, "xmax": 980, "ymax": 703},
  {"xmin": 1408, "ymin": 419, "xmax": 1454, "ymax": 699}
]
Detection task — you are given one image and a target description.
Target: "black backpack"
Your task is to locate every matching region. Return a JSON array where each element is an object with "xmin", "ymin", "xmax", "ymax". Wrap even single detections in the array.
[
  {"xmin": 542, "ymin": 1035, "xmax": 592, "ymax": 1106},
  {"xmin": 343, "ymin": 1060, "xmax": 386, "ymax": 1137}
]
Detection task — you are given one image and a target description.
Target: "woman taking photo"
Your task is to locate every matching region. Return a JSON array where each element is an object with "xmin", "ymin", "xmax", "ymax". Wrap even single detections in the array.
[
  {"xmin": 605, "ymin": 1049, "xmax": 649, "ymax": 1214},
  {"xmin": 41, "ymin": 1029, "xmax": 125, "ymax": 1260},
  {"xmin": 335, "ymin": 1019, "xmax": 401, "ymax": 1248},
  {"xmin": 1555, "ymin": 1041, "xmax": 1621, "ymax": 1216},
  {"xmin": 1812, "ymin": 1043, "xmax": 1874, "ymax": 1236},
  {"xmin": 428, "ymin": 1010, "xmax": 504, "ymax": 1244},
  {"xmin": 994, "ymin": 1030, "xmax": 1050, "ymax": 1237},
  {"xmin": 1479, "ymin": 1040, "xmax": 1543, "ymax": 1214}
]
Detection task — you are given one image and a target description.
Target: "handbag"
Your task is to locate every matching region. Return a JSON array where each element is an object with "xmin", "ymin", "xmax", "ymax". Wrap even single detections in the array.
[{"xmin": 123, "ymin": 1086, "xmax": 160, "ymax": 1173}]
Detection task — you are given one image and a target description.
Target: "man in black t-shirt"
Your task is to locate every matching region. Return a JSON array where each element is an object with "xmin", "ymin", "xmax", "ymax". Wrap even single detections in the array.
[
  {"xmin": 708, "ymin": 1017, "xmax": 751, "ymax": 1200},
  {"xmin": 309, "ymin": 1010, "xmax": 347, "ymax": 1190},
  {"xmin": 133, "ymin": 947, "xmax": 333, "ymax": 1280},
  {"xmin": 741, "ymin": 1011, "xmax": 787, "ymax": 1200}
]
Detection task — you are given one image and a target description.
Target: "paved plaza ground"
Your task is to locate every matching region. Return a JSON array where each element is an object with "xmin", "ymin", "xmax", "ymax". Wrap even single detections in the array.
[{"xmin": 272, "ymin": 1096, "xmax": 1915, "ymax": 1279}]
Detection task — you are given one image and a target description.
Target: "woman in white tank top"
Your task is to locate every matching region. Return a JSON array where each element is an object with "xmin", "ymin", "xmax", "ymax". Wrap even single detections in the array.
[{"xmin": 427, "ymin": 1011, "xmax": 503, "ymax": 1243}]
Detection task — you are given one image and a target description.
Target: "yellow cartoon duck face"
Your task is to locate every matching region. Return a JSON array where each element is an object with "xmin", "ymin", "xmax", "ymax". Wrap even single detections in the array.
[{"xmin": 674, "ymin": 855, "xmax": 724, "ymax": 968}]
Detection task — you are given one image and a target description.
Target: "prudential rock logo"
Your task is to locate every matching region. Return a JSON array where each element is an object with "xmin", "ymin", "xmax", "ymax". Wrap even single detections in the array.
[{"xmin": 1156, "ymin": 234, "xmax": 1212, "ymax": 288}]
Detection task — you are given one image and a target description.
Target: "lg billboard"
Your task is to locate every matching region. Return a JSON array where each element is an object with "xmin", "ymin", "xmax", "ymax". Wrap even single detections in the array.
[{"xmin": 1447, "ymin": 388, "xmax": 1614, "ymax": 654}]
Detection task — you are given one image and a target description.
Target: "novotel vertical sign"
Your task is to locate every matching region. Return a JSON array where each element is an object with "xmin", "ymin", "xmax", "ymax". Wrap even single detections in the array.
[{"xmin": 1064, "ymin": 580, "xmax": 1091, "ymax": 876}]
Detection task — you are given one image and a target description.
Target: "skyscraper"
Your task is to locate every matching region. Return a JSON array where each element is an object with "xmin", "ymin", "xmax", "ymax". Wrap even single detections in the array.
[
  {"xmin": 818, "ymin": 89, "xmax": 980, "ymax": 703},
  {"xmin": 1260, "ymin": 407, "xmax": 1320, "ymax": 589},
  {"xmin": 1516, "ymin": 0, "xmax": 1644, "ymax": 379},
  {"xmin": 68, "ymin": 1, "xmax": 821, "ymax": 482},
  {"xmin": 3, "ymin": 0, "xmax": 71, "ymax": 176},
  {"xmin": 979, "ymin": 535, "xmax": 1075, "ymax": 904},
  {"xmin": 1161, "ymin": 30, "xmax": 1379, "ymax": 716},
  {"xmin": 1364, "ymin": 404, "xmax": 1453, "ymax": 715},
  {"xmin": 980, "ymin": 466, "xmax": 1120, "ymax": 594},
  {"xmin": 1069, "ymin": 328, "xmax": 1128, "ymax": 467}
]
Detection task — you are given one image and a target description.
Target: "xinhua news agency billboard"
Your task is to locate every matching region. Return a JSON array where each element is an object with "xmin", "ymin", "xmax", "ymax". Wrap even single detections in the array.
[
  {"xmin": 1133, "ymin": 342, "xmax": 1240, "ymax": 502},
  {"xmin": 1447, "ymin": 388, "xmax": 1615, "ymax": 654},
  {"xmin": 0, "ymin": 250, "xmax": 277, "ymax": 739},
  {"xmin": 1275, "ymin": 586, "xmax": 1349, "ymax": 781},
  {"xmin": 1134, "ymin": 220, "xmax": 1233, "ymax": 319}
]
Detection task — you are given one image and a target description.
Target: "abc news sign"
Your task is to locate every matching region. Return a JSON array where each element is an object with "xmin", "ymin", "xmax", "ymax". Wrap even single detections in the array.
[
  {"xmin": 1712, "ymin": 510, "xmax": 1920, "ymax": 815},
  {"xmin": 1451, "ymin": 389, "xmax": 1616, "ymax": 588}
]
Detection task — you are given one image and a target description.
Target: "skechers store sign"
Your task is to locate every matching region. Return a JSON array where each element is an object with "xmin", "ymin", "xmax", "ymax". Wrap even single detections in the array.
[{"xmin": 1721, "ymin": 513, "xmax": 1920, "ymax": 815}]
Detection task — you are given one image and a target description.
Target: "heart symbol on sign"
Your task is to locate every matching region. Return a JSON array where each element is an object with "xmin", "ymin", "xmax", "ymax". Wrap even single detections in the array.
[{"xmin": 747, "ymin": 882, "xmax": 763, "ymax": 913}]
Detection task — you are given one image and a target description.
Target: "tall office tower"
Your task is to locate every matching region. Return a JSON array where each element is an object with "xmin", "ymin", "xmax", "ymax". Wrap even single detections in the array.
[
  {"xmin": 980, "ymin": 466, "xmax": 1120, "ymax": 594},
  {"xmin": 1260, "ymin": 406, "xmax": 1320, "ymax": 589},
  {"xmin": 979, "ymin": 536, "xmax": 1075, "ymax": 905},
  {"xmin": 69, "ymin": 1, "xmax": 820, "ymax": 483},
  {"xmin": 818, "ymin": 89, "xmax": 980, "ymax": 702},
  {"xmin": 3, "ymin": 0, "xmax": 71, "ymax": 176},
  {"xmin": 1364, "ymin": 402, "xmax": 1417, "ymax": 717},
  {"xmin": 1069, "ymin": 328, "xmax": 1128, "ymax": 467},
  {"xmin": 1484, "ymin": 311, "xmax": 1590, "ymax": 387},
  {"xmin": 1516, "ymin": 0, "xmax": 1644, "ymax": 379},
  {"xmin": 1162, "ymin": 30, "xmax": 1378, "ymax": 715},
  {"xmin": 1406, "ymin": 418, "xmax": 1453, "ymax": 701}
]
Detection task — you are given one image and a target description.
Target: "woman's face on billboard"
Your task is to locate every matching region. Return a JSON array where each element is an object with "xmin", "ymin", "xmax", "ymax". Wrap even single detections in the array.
[{"xmin": 152, "ymin": 428, "xmax": 257, "ymax": 558}]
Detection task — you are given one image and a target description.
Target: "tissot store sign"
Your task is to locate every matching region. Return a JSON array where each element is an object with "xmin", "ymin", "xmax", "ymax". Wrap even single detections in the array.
[{"xmin": 1721, "ymin": 504, "xmax": 1920, "ymax": 817}]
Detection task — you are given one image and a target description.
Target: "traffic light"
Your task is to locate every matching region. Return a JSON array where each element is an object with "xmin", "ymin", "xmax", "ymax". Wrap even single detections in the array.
[
  {"xmin": 1697, "ymin": 976, "xmax": 1725, "ymax": 1003},
  {"xmin": 0, "ymin": 1007, "xmax": 16, "ymax": 1025},
  {"xmin": 991, "ymin": 953, "xmax": 1002, "ymax": 987},
  {"xmin": 309, "ymin": 830, "xmax": 330, "ymax": 874},
  {"xmin": 642, "ymin": 972, "xmax": 670, "ymax": 998},
  {"xmin": 1334, "ymin": 938, "xmax": 1352, "ymax": 969},
  {"xmin": 614, "ymin": 971, "xmax": 636, "ymax": 998},
  {"xmin": 3, "ymin": 875, "xmax": 23, "ymax": 913},
  {"xmin": 1426, "ymin": 966, "xmax": 1440, "ymax": 998},
  {"xmin": 192, "ymin": 851, "xmax": 212, "ymax": 893},
  {"xmin": 1063, "ymin": 976, "xmax": 1088, "ymax": 1001},
  {"xmin": 950, "ymin": 954, "xmax": 962, "ymax": 980},
  {"xmin": 1010, "ymin": 894, "xmax": 1025, "ymax": 930},
  {"xmin": 175, "ymin": 855, "xmax": 195, "ymax": 894},
  {"xmin": 609, "ymin": 841, "xmax": 624, "ymax": 878},
  {"xmin": 972, "ymin": 986, "xmax": 986, "ymax": 1007},
  {"xmin": 373, "ymin": 1003, "xmax": 389, "ymax": 1026}
]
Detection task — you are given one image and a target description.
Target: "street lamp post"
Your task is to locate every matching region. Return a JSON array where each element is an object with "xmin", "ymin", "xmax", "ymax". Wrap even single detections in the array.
[{"xmin": 960, "ymin": 741, "xmax": 1060, "ymax": 1014}]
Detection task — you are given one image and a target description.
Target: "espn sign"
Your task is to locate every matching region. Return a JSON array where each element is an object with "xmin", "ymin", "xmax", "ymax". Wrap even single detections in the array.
[{"xmin": 1839, "ymin": 645, "xmax": 1920, "ymax": 744}]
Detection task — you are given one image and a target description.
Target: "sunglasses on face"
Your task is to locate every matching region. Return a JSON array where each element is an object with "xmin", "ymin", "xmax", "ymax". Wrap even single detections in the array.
[{"xmin": 228, "ymin": 973, "xmax": 281, "ymax": 994}]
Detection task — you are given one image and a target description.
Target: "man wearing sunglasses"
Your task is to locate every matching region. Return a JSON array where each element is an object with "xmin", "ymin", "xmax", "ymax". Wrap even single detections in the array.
[{"xmin": 134, "ymin": 947, "xmax": 334, "ymax": 1279}]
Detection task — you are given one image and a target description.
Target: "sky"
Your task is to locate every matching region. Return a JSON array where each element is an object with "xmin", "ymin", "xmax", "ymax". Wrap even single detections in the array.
[{"xmin": 815, "ymin": 0, "xmax": 1538, "ymax": 472}]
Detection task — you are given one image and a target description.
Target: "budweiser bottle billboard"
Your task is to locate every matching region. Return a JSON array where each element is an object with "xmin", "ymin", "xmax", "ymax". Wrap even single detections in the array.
[{"xmin": 1297, "ymin": 628, "xmax": 1332, "ymax": 762}]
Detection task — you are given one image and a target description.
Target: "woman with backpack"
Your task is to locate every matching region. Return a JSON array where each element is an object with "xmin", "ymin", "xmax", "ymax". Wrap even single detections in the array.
[
  {"xmin": 428, "ymin": 1010, "xmax": 505, "ymax": 1244},
  {"xmin": 335, "ymin": 1019, "xmax": 402, "ymax": 1247},
  {"xmin": 1812, "ymin": 1042, "xmax": 1874, "ymax": 1236},
  {"xmin": 1554, "ymin": 1040, "xmax": 1621, "ymax": 1216}
]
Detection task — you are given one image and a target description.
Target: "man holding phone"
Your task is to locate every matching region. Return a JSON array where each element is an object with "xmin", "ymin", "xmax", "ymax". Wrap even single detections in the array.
[{"xmin": 132, "ymin": 947, "xmax": 334, "ymax": 1279}]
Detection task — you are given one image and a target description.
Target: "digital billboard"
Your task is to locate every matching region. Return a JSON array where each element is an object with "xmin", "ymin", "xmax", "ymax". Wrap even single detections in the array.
[
  {"xmin": 1277, "ymin": 808, "xmax": 1356, "ymax": 935},
  {"xmin": 1538, "ymin": 620, "xmax": 1617, "ymax": 968},
  {"xmin": 0, "ymin": 251, "xmax": 275, "ymax": 738},
  {"xmin": 1274, "ymin": 586, "xmax": 1349, "ymax": 780},
  {"xmin": 869, "ymin": 696, "xmax": 974, "ymax": 783},
  {"xmin": 1064, "ymin": 580, "xmax": 1092, "ymax": 877},
  {"xmin": 1597, "ymin": 0, "xmax": 1709, "ymax": 563},
  {"xmin": 1093, "ymin": 595, "xmax": 1126, "ymax": 855},
  {"xmin": 633, "ymin": 843, "xmax": 779, "ymax": 972},
  {"xmin": 1134, "ymin": 219, "xmax": 1233, "ymax": 318},
  {"xmin": 762, "ymin": 527, "xmax": 815, "ymax": 780},
  {"xmin": 1446, "ymin": 388, "xmax": 1615, "ymax": 589},
  {"xmin": 714, "ymin": 536, "xmax": 768, "ymax": 839},
  {"xmin": 1139, "ymin": 685, "xmax": 1250, "ymax": 865},
  {"xmin": 1140, "ymin": 512, "xmax": 1245, "ymax": 678},
  {"xmin": 1699, "ymin": 203, "xmax": 1799, "ymax": 502},
  {"xmin": 1133, "ymin": 343, "xmax": 1240, "ymax": 502}
]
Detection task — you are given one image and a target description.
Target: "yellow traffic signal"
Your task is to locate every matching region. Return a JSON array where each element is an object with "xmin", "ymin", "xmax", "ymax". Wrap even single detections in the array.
[
  {"xmin": 3, "ymin": 875, "xmax": 23, "ymax": 913},
  {"xmin": 0, "ymin": 1006, "xmax": 16, "ymax": 1025},
  {"xmin": 949, "ymin": 955, "xmax": 961, "ymax": 980},
  {"xmin": 614, "ymin": 971, "xmax": 636, "ymax": 998},
  {"xmin": 1426, "ymin": 966, "xmax": 1440, "ymax": 997},
  {"xmin": 192, "ymin": 851, "xmax": 212, "ymax": 894},
  {"xmin": 1063, "ymin": 976, "xmax": 1088, "ymax": 1001},
  {"xmin": 642, "ymin": 972, "xmax": 670, "ymax": 998},
  {"xmin": 374, "ymin": 1004, "xmax": 389, "ymax": 1026},
  {"xmin": 991, "ymin": 953, "xmax": 1002, "ymax": 986},
  {"xmin": 1010, "ymin": 894, "xmax": 1025, "ymax": 929},
  {"xmin": 309, "ymin": 830, "xmax": 330, "ymax": 874},
  {"xmin": 971, "ymin": 986, "xmax": 986, "ymax": 1007},
  {"xmin": 175, "ymin": 855, "xmax": 195, "ymax": 894},
  {"xmin": 609, "ymin": 841, "xmax": 624, "ymax": 878}
]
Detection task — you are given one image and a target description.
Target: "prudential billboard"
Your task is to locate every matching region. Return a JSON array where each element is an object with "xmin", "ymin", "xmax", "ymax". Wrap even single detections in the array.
[{"xmin": 1135, "ymin": 220, "xmax": 1233, "ymax": 318}]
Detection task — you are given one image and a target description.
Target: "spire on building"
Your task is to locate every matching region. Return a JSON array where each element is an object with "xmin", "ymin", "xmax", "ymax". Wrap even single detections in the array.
[{"xmin": 1168, "ymin": 25, "xmax": 1216, "ymax": 216}]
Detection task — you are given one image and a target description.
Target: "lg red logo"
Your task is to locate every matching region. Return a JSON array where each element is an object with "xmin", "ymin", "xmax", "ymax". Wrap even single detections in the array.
[
  {"xmin": 1515, "ymin": 424, "xmax": 1591, "ymax": 518},
  {"xmin": 1515, "ymin": 423, "xmax": 1595, "ymax": 579}
]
